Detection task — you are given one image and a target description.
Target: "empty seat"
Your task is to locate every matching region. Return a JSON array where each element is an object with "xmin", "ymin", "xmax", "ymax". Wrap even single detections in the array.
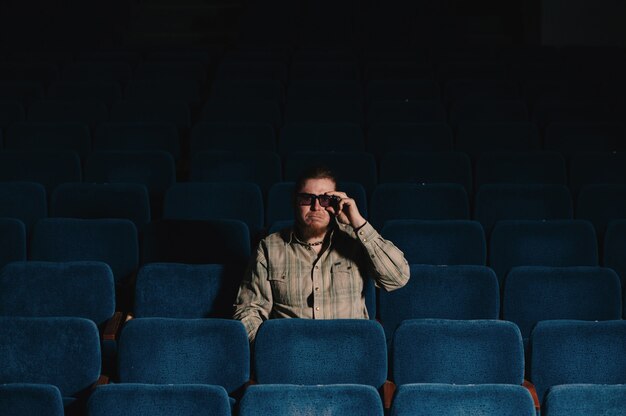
[
  {"xmin": 118, "ymin": 318, "xmax": 249, "ymax": 398},
  {"xmin": 449, "ymin": 99, "xmax": 528, "ymax": 127},
  {"xmin": 0, "ymin": 100, "xmax": 26, "ymax": 128},
  {"xmin": 0, "ymin": 181, "xmax": 47, "ymax": 231},
  {"xmin": 366, "ymin": 123, "xmax": 453, "ymax": 159},
  {"xmin": 503, "ymin": 266, "xmax": 622, "ymax": 346},
  {"xmin": 379, "ymin": 265, "xmax": 499, "ymax": 341},
  {"xmin": 287, "ymin": 80, "xmax": 363, "ymax": 101},
  {"xmin": 530, "ymin": 320, "xmax": 626, "ymax": 403},
  {"xmin": 240, "ymin": 384, "xmax": 384, "ymax": 416},
  {"xmin": 604, "ymin": 220, "xmax": 626, "ymax": 290},
  {"xmin": 456, "ymin": 122, "xmax": 541, "ymax": 157},
  {"xmin": 163, "ymin": 182, "xmax": 264, "ymax": 237},
  {"xmin": 285, "ymin": 100, "xmax": 363, "ymax": 125},
  {"xmin": 141, "ymin": 219, "xmax": 251, "ymax": 265},
  {"xmin": 489, "ymin": 220, "xmax": 599, "ymax": 286},
  {"xmin": 576, "ymin": 184, "xmax": 626, "ymax": 238},
  {"xmin": 532, "ymin": 99, "xmax": 613, "ymax": 130},
  {"xmin": 0, "ymin": 62, "xmax": 59, "ymax": 85},
  {"xmin": 124, "ymin": 79, "xmax": 202, "ymax": 104},
  {"xmin": 215, "ymin": 61, "xmax": 287, "ymax": 83},
  {"xmin": 367, "ymin": 100, "xmax": 446, "ymax": 125},
  {"xmin": 88, "ymin": 384, "xmax": 231, "ymax": 416},
  {"xmin": 381, "ymin": 220, "xmax": 486, "ymax": 265},
  {"xmin": 210, "ymin": 79, "xmax": 284, "ymax": 102},
  {"xmin": 544, "ymin": 122, "xmax": 626, "ymax": 158},
  {"xmin": 279, "ymin": 122, "xmax": 364, "ymax": 155},
  {"xmin": 0, "ymin": 81, "xmax": 44, "ymax": 106},
  {"xmin": 474, "ymin": 184, "xmax": 573, "ymax": 234},
  {"xmin": 283, "ymin": 151, "xmax": 376, "ymax": 195},
  {"xmin": 134, "ymin": 263, "xmax": 242, "ymax": 319},
  {"xmin": 47, "ymin": 81, "xmax": 122, "ymax": 106},
  {"xmin": 51, "ymin": 183, "xmax": 151, "ymax": 229},
  {"xmin": 290, "ymin": 61, "xmax": 359, "ymax": 80},
  {"xmin": 392, "ymin": 319, "xmax": 524, "ymax": 386},
  {"xmin": 0, "ymin": 218, "xmax": 26, "ymax": 269},
  {"xmin": 133, "ymin": 61, "xmax": 208, "ymax": 84},
  {"xmin": 370, "ymin": 183, "xmax": 469, "ymax": 228},
  {"xmin": 61, "ymin": 62, "xmax": 132, "ymax": 83},
  {"xmin": 542, "ymin": 384, "xmax": 626, "ymax": 416},
  {"xmin": 201, "ymin": 100, "xmax": 282, "ymax": 129},
  {"xmin": 0, "ymin": 150, "xmax": 81, "ymax": 194},
  {"xmin": 5, "ymin": 122, "xmax": 91, "ymax": 158},
  {"xmin": 254, "ymin": 319, "xmax": 387, "ymax": 388},
  {"xmin": 93, "ymin": 122, "xmax": 180, "ymax": 160},
  {"xmin": 444, "ymin": 79, "xmax": 519, "ymax": 105},
  {"xmin": 364, "ymin": 61, "xmax": 433, "ymax": 81},
  {"xmin": 437, "ymin": 62, "xmax": 508, "ymax": 81},
  {"xmin": 0, "ymin": 383, "xmax": 64, "ymax": 416},
  {"xmin": 110, "ymin": 100, "xmax": 190, "ymax": 130},
  {"xmin": 475, "ymin": 152, "xmax": 567, "ymax": 188},
  {"xmin": 190, "ymin": 121, "xmax": 276, "ymax": 153},
  {"xmin": 367, "ymin": 79, "xmax": 440, "ymax": 101},
  {"xmin": 391, "ymin": 384, "xmax": 535, "ymax": 416},
  {"xmin": 27, "ymin": 100, "xmax": 108, "ymax": 130},
  {"xmin": 379, "ymin": 151, "xmax": 472, "ymax": 194},
  {"xmin": 30, "ymin": 218, "xmax": 138, "ymax": 286},
  {"xmin": 0, "ymin": 317, "xmax": 101, "ymax": 412},
  {"xmin": 569, "ymin": 152, "xmax": 626, "ymax": 196},
  {"xmin": 190, "ymin": 150, "xmax": 281, "ymax": 194}
]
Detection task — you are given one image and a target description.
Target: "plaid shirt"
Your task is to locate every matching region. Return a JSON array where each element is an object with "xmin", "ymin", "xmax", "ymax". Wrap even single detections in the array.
[{"xmin": 233, "ymin": 220, "xmax": 410, "ymax": 341}]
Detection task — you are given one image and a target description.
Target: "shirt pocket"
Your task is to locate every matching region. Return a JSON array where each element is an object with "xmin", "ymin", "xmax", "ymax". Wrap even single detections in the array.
[
  {"xmin": 331, "ymin": 261, "xmax": 361, "ymax": 295},
  {"xmin": 267, "ymin": 269, "xmax": 291, "ymax": 305}
]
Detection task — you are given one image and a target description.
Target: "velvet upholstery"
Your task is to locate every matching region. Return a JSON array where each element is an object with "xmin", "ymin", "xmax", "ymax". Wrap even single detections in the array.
[
  {"xmin": 530, "ymin": 320, "xmax": 626, "ymax": 402},
  {"xmin": 542, "ymin": 384, "xmax": 626, "ymax": 416},
  {"xmin": 576, "ymin": 184, "xmax": 626, "ymax": 237},
  {"xmin": 94, "ymin": 122, "xmax": 180, "ymax": 159},
  {"xmin": 381, "ymin": 220, "xmax": 486, "ymax": 265},
  {"xmin": 475, "ymin": 184, "xmax": 573, "ymax": 234},
  {"xmin": 266, "ymin": 181, "xmax": 368, "ymax": 226},
  {"xmin": 392, "ymin": 319, "xmax": 524, "ymax": 386},
  {"xmin": 6, "ymin": 121, "xmax": 90, "ymax": 157},
  {"xmin": 475, "ymin": 151, "xmax": 566, "ymax": 188},
  {"xmin": 380, "ymin": 265, "xmax": 499, "ymax": 340},
  {"xmin": 379, "ymin": 151, "xmax": 472, "ymax": 194},
  {"xmin": 391, "ymin": 383, "xmax": 535, "ymax": 416},
  {"xmin": 0, "ymin": 260, "xmax": 115, "ymax": 326},
  {"xmin": 503, "ymin": 266, "xmax": 622, "ymax": 343},
  {"xmin": 163, "ymin": 182, "xmax": 264, "ymax": 236},
  {"xmin": 370, "ymin": 183, "xmax": 469, "ymax": 228},
  {"xmin": 604, "ymin": 220, "xmax": 626, "ymax": 291},
  {"xmin": 569, "ymin": 152, "xmax": 626, "ymax": 195},
  {"xmin": 0, "ymin": 181, "xmax": 47, "ymax": 232},
  {"xmin": 279, "ymin": 122, "xmax": 364, "ymax": 155},
  {"xmin": 239, "ymin": 384, "xmax": 384, "ymax": 416},
  {"xmin": 0, "ymin": 218, "xmax": 26, "ymax": 269},
  {"xmin": 88, "ymin": 384, "xmax": 231, "ymax": 416},
  {"xmin": 190, "ymin": 150, "xmax": 282, "ymax": 194},
  {"xmin": 110, "ymin": 100, "xmax": 190, "ymax": 130},
  {"xmin": 284, "ymin": 151, "xmax": 376, "ymax": 195},
  {"xmin": 190, "ymin": 121, "xmax": 276, "ymax": 153},
  {"xmin": 51, "ymin": 182, "xmax": 151, "ymax": 229},
  {"xmin": 30, "ymin": 218, "xmax": 138, "ymax": 284},
  {"xmin": 118, "ymin": 318, "xmax": 249, "ymax": 394},
  {"xmin": 0, "ymin": 383, "xmax": 64, "ymax": 416},
  {"xmin": 0, "ymin": 150, "xmax": 81, "ymax": 194},
  {"xmin": 0, "ymin": 317, "xmax": 101, "ymax": 399},
  {"xmin": 134, "ymin": 263, "xmax": 242, "ymax": 319},
  {"xmin": 544, "ymin": 121, "xmax": 626, "ymax": 158},
  {"xmin": 254, "ymin": 319, "xmax": 387, "ymax": 387},
  {"xmin": 489, "ymin": 220, "xmax": 598, "ymax": 286},
  {"xmin": 456, "ymin": 121, "xmax": 540, "ymax": 157},
  {"xmin": 366, "ymin": 122, "xmax": 453, "ymax": 159},
  {"xmin": 141, "ymin": 219, "xmax": 251, "ymax": 265}
]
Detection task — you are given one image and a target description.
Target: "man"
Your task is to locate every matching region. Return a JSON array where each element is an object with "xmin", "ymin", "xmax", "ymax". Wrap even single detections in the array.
[{"xmin": 233, "ymin": 166, "xmax": 410, "ymax": 342}]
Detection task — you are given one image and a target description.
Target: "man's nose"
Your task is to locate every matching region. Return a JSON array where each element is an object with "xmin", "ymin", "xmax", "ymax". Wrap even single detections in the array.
[{"xmin": 310, "ymin": 197, "xmax": 322, "ymax": 210}]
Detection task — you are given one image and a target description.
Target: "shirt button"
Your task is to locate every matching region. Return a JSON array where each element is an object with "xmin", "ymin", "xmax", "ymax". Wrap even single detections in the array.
[
  {"xmin": 314, "ymin": 265, "xmax": 319, "ymax": 270},
  {"xmin": 359, "ymin": 231, "xmax": 364, "ymax": 235},
  {"xmin": 315, "ymin": 307, "xmax": 320, "ymax": 311},
  {"xmin": 363, "ymin": 238, "xmax": 367, "ymax": 242},
  {"xmin": 315, "ymin": 287, "xmax": 320, "ymax": 291}
]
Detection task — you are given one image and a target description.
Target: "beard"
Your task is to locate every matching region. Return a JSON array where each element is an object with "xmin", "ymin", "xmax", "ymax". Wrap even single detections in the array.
[{"xmin": 297, "ymin": 213, "xmax": 331, "ymax": 240}]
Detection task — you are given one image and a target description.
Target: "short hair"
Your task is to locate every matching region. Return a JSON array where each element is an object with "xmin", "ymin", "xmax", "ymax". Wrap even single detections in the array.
[{"xmin": 294, "ymin": 165, "xmax": 337, "ymax": 193}]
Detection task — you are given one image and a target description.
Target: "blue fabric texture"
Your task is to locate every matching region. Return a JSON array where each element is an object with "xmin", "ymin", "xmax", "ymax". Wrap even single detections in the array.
[
  {"xmin": 30, "ymin": 218, "xmax": 139, "ymax": 284},
  {"xmin": 190, "ymin": 121, "xmax": 276, "ymax": 153},
  {"xmin": 0, "ymin": 218, "xmax": 26, "ymax": 269},
  {"xmin": 0, "ymin": 260, "xmax": 115, "ymax": 326},
  {"xmin": 530, "ymin": 320, "xmax": 626, "ymax": 402},
  {"xmin": 239, "ymin": 384, "xmax": 384, "ymax": 416},
  {"xmin": 543, "ymin": 384, "xmax": 626, "ymax": 416},
  {"xmin": 576, "ymin": 184, "xmax": 626, "ymax": 237},
  {"xmin": 0, "ymin": 383, "xmax": 64, "ymax": 416},
  {"xmin": 110, "ymin": 100, "xmax": 190, "ymax": 130},
  {"xmin": 366, "ymin": 122, "xmax": 453, "ymax": 158},
  {"xmin": 51, "ymin": 182, "xmax": 151, "ymax": 229},
  {"xmin": 6, "ymin": 121, "xmax": 91, "ymax": 157},
  {"xmin": 370, "ymin": 183, "xmax": 469, "ymax": 228},
  {"xmin": 489, "ymin": 220, "xmax": 598, "ymax": 286},
  {"xmin": 392, "ymin": 319, "xmax": 524, "ymax": 386},
  {"xmin": 279, "ymin": 122, "xmax": 364, "ymax": 156},
  {"xmin": 569, "ymin": 152, "xmax": 626, "ymax": 195},
  {"xmin": 88, "ymin": 384, "xmax": 231, "ymax": 416},
  {"xmin": 380, "ymin": 265, "xmax": 499, "ymax": 341},
  {"xmin": 134, "ymin": 263, "xmax": 239, "ymax": 319},
  {"xmin": 391, "ymin": 384, "xmax": 535, "ymax": 416},
  {"xmin": 94, "ymin": 122, "xmax": 180, "ymax": 159},
  {"xmin": 502, "ymin": 266, "xmax": 622, "ymax": 342},
  {"xmin": 118, "ymin": 318, "xmax": 249, "ymax": 394},
  {"xmin": 27, "ymin": 100, "xmax": 108, "ymax": 129},
  {"xmin": 475, "ymin": 151, "xmax": 566, "ymax": 188},
  {"xmin": 254, "ymin": 319, "xmax": 387, "ymax": 388},
  {"xmin": 0, "ymin": 150, "xmax": 81, "ymax": 194},
  {"xmin": 0, "ymin": 181, "xmax": 47, "ymax": 231},
  {"xmin": 456, "ymin": 121, "xmax": 540, "ymax": 157},
  {"xmin": 604, "ymin": 219, "xmax": 626, "ymax": 292},
  {"xmin": 474, "ymin": 184, "xmax": 573, "ymax": 234},
  {"xmin": 381, "ymin": 220, "xmax": 486, "ymax": 265},
  {"xmin": 0, "ymin": 317, "xmax": 101, "ymax": 398}
]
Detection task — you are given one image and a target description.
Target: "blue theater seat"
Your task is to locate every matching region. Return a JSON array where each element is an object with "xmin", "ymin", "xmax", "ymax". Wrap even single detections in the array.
[
  {"xmin": 542, "ymin": 384, "xmax": 626, "ymax": 416},
  {"xmin": 279, "ymin": 122, "xmax": 364, "ymax": 155},
  {"xmin": 0, "ymin": 100, "xmax": 26, "ymax": 129},
  {"xmin": 455, "ymin": 121, "xmax": 540, "ymax": 158},
  {"xmin": 449, "ymin": 99, "xmax": 528, "ymax": 127},
  {"xmin": 110, "ymin": 100, "xmax": 190, "ymax": 131},
  {"xmin": 366, "ymin": 122, "xmax": 453, "ymax": 159},
  {"xmin": 475, "ymin": 151, "xmax": 567, "ymax": 188},
  {"xmin": 94, "ymin": 122, "xmax": 180, "ymax": 160},
  {"xmin": 190, "ymin": 121, "xmax": 276, "ymax": 153},
  {"xmin": 285, "ymin": 99, "xmax": 363, "ymax": 125},
  {"xmin": 569, "ymin": 152, "xmax": 626, "ymax": 196},
  {"xmin": 604, "ymin": 219, "xmax": 626, "ymax": 291},
  {"xmin": 0, "ymin": 181, "xmax": 47, "ymax": 231},
  {"xmin": 367, "ymin": 100, "xmax": 446, "ymax": 125},
  {"xmin": 576, "ymin": 184, "xmax": 626, "ymax": 238},
  {"xmin": 27, "ymin": 100, "xmax": 108, "ymax": 130},
  {"xmin": 201, "ymin": 100, "xmax": 282, "ymax": 130},
  {"xmin": 6, "ymin": 122, "xmax": 91, "ymax": 158},
  {"xmin": 210, "ymin": 79, "xmax": 284, "ymax": 102},
  {"xmin": 47, "ymin": 81, "xmax": 122, "ymax": 106},
  {"xmin": 0, "ymin": 383, "xmax": 64, "ymax": 416},
  {"xmin": 0, "ymin": 218, "xmax": 26, "ymax": 270}
]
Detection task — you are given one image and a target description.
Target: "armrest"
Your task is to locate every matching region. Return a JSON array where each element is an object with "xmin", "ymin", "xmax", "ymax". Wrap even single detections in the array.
[
  {"xmin": 103, "ymin": 311, "xmax": 126, "ymax": 341},
  {"xmin": 382, "ymin": 380, "xmax": 396, "ymax": 410},
  {"xmin": 523, "ymin": 379, "xmax": 540, "ymax": 411},
  {"xmin": 96, "ymin": 375, "xmax": 110, "ymax": 386}
]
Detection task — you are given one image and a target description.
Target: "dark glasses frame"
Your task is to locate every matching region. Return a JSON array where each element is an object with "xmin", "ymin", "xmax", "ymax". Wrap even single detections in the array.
[{"xmin": 295, "ymin": 193, "xmax": 339, "ymax": 208}]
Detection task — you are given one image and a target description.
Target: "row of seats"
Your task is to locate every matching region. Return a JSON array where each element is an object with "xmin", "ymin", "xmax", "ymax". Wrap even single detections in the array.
[
  {"xmin": 2, "ymin": 316, "xmax": 626, "ymax": 414},
  {"xmin": 1, "ymin": 120, "xmax": 624, "ymax": 160}
]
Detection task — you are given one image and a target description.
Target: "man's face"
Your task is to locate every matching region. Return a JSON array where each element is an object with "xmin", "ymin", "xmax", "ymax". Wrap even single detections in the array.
[{"xmin": 295, "ymin": 178, "xmax": 336, "ymax": 234}]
